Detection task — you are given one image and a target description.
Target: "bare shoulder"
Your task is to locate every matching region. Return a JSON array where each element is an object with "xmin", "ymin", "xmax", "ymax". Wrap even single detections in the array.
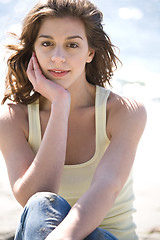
[
  {"xmin": 107, "ymin": 91, "xmax": 147, "ymax": 139},
  {"xmin": 0, "ymin": 102, "xmax": 27, "ymax": 125},
  {"xmin": 107, "ymin": 91, "xmax": 147, "ymax": 119},
  {"xmin": 0, "ymin": 102, "xmax": 28, "ymax": 145}
]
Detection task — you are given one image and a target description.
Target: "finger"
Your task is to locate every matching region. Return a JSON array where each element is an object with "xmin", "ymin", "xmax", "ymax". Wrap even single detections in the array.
[
  {"xmin": 32, "ymin": 53, "xmax": 45, "ymax": 80},
  {"xmin": 31, "ymin": 53, "xmax": 49, "ymax": 93},
  {"xmin": 27, "ymin": 56, "xmax": 36, "ymax": 85}
]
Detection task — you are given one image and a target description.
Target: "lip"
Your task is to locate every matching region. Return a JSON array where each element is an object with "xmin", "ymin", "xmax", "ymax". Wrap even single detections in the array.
[{"xmin": 49, "ymin": 69, "xmax": 70, "ymax": 78}]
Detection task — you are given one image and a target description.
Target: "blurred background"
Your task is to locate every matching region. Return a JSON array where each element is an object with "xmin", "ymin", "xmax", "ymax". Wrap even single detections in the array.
[{"xmin": 0, "ymin": 0, "xmax": 160, "ymax": 239}]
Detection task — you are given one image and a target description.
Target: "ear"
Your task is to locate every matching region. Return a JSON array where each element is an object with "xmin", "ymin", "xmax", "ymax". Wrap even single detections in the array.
[{"xmin": 86, "ymin": 48, "xmax": 95, "ymax": 63}]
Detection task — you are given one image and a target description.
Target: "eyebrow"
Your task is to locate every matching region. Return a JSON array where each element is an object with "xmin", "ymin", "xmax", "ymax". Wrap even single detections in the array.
[{"xmin": 39, "ymin": 35, "xmax": 83, "ymax": 40}]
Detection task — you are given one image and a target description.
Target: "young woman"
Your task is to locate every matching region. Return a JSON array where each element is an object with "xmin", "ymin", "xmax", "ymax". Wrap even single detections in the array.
[{"xmin": 0, "ymin": 0, "xmax": 147, "ymax": 239}]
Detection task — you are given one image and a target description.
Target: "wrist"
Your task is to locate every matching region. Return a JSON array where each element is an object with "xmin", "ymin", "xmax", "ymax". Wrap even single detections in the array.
[
  {"xmin": 45, "ymin": 229, "xmax": 76, "ymax": 240},
  {"xmin": 51, "ymin": 101, "xmax": 70, "ymax": 116},
  {"xmin": 51, "ymin": 91, "xmax": 71, "ymax": 116}
]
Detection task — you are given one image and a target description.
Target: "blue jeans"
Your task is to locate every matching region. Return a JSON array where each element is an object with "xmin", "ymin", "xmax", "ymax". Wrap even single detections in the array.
[{"xmin": 14, "ymin": 192, "xmax": 118, "ymax": 240}]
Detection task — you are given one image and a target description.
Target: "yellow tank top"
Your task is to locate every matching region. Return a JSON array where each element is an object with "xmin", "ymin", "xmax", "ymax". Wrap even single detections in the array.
[{"xmin": 27, "ymin": 85, "xmax": 138, "ymax": 240}]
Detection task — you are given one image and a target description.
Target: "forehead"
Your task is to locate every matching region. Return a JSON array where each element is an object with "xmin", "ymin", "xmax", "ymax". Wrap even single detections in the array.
[{"xmin": 38, "ymin": 17, "xmax": 87, "ymax": 38}]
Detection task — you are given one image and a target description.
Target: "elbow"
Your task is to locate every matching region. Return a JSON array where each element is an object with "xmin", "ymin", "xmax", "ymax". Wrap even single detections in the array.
[
  {"xmin": 12, "ymin": 179, "xmax": 35, "ymax": 207},
  {"xmin": 96, "ymin": 182, "xmax": 120, "ymax": 208},
  {"xmin": 14, "ymin": 195, "xmax": 28, "ymax": 208},
  {"xmin": 13, "ymin": 183, "xmax": 29, "ymax": 207},
  {"xmin": 106, "ymin": 174, "xmax": 128, "ymax": 198},
  {"xmin": 92, "ymin": 175, "xmax": 123, "ymax": 201},
  {"xmin": 13, "ymin": 181, "xmax": 59, "ymax": 207},
  {"xmin": 107, "ymin": 178, "xmax": 122, "ymax": 199}
]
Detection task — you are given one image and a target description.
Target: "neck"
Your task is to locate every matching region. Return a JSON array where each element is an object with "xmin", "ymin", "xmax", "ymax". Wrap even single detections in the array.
[
  {"xmin": 68, "ymin": 80, "xmax": 96, "ymax": 111},
  {"xmin": 39, "ymin": 80, "xmax": 96, "ymax": 113}
]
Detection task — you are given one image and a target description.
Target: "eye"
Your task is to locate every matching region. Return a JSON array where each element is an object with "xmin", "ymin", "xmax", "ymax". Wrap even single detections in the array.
[
  {"xmin": 67, "ymin": 43, "xmax": 79, "ymax": 48},
  {"xmin": 42, "ymin": 41, "xmax": 53, "ymax": 47}
]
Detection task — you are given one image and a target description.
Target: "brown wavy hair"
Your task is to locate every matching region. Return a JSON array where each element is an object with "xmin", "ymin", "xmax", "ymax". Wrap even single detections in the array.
[{"xmin": 2, "ymin": 0, "xmax": 121, "ymax": 105}]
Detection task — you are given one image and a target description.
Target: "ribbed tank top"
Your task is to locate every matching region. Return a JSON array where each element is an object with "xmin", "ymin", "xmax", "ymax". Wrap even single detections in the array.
[{"xmin": 27, "ymin": 85, "xmax": 138, "ymax": 240}]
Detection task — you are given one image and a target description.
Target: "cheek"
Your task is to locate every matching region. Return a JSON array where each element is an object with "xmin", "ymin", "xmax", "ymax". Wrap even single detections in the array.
[
  {"xmin": 35, "ymin": 52, "xmax": 47, "ymax": 70},
  {"xmin": 74, "ymin": 52, "xmax": 89, "ymax": 65},
  {"xmin": 72, "ymin": 57, "xmax": 86, "ymax": 71},
  {"xmin": 34, "ymin": 46, "xmax": 47, "ymax": 64}
]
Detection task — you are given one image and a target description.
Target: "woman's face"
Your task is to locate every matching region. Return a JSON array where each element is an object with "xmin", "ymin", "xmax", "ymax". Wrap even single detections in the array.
[{"xmin": 34, "ymin": 16, "xmax": 95, "ymax": 89}]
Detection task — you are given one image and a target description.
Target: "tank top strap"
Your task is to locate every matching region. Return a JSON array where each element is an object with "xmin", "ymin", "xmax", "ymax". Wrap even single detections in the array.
[
  {"xmin": 27, "ymin": 86, "xmax": 110, "ymax": 154},
  {"xmin": 95, "ymin": 85, "xmax": 110, "ymax": 148},
  {"xmin": 27, "ymin": 99, "xmax": 41, "ymax": 154}
]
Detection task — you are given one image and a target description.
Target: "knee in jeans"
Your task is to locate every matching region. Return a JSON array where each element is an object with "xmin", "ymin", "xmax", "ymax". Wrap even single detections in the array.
[
  {"xmin": 17, "ymin": 192, "xmax": 71, "ymax": 239},
  {"xmin": 26, "ymin": 192, "xmax": 58, "ymax": 207},
  {"xmin": 26, "ymin": 192, "xmax": 71, "ymax": 214}
]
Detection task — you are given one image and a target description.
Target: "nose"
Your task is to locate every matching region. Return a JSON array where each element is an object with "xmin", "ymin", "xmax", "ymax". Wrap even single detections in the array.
[{"xmin": 51, "ymin": 47, "xmax": 66, "ymax": 63}]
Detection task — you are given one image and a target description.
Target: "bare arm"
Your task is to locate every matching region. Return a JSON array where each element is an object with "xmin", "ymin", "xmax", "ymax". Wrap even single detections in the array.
[
  {"xmin": 0, "ymin": 54, "xmax": 70, "ymax": 207},
  {"xmin": 45, "ymin": 94, "xmax": 147, "ymax": 240}
]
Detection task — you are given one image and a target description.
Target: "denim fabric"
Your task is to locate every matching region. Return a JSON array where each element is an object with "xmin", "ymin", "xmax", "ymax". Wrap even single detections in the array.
[{"xmin": 14, "ymin": 192, "xmax": 118, "ymax": 240}]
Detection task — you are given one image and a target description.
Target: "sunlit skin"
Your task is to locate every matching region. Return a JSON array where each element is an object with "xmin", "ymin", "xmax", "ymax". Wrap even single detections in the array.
[
  {"xmin": 0, "ymin": 14, "xmax": 147, "ymax": 240},
  {"xmin": 34, "ymin": 17, "xmax": 95, "ymax": 93}
]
